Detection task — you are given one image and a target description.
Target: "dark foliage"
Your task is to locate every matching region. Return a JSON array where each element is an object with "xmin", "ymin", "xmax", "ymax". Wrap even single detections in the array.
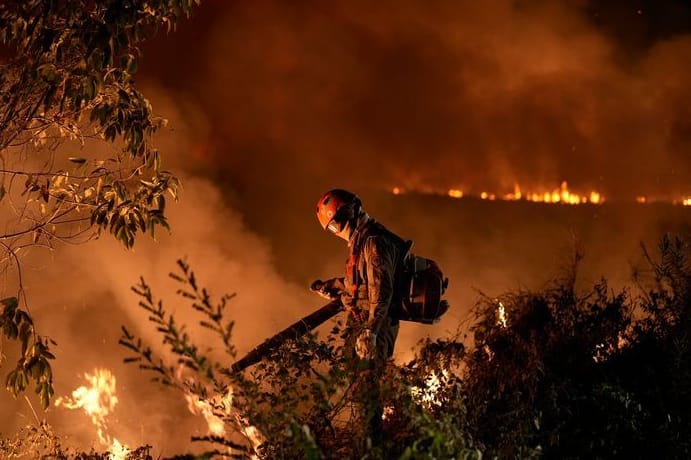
[
  {"xmin": 113, "ymin": 235, "xmax": 691, "ymax": 459},
  {"xmin": 464, "ymin": 234, "xmax": 691, "ymax": 459},
  {"xmin": 1, "ymin": 0, "xmax": 199, "ymax": 408}
]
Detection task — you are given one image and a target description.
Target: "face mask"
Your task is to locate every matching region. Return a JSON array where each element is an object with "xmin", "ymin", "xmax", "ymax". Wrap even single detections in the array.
[
  {"xmin": 326, "ymin": 205, "xmax": 354, "ymax": 234},
  {"xmin": 327, "ymin": 220, "xmax": 342, "ymax": 234}
]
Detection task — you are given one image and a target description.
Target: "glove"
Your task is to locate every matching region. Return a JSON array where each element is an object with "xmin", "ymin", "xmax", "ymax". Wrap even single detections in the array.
[
  {"xmin": 310, "ymin": 278, "xmax": 343, "ymax": 300},
  {"xmin": 355, "ymin": 329, "xmax": 377, "ymax": 360}
]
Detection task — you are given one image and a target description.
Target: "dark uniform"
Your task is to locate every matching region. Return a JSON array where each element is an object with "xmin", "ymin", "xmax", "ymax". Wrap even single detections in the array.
[{"xmin": 340, "ymin": 216, "xmax": 409, "ymax": 447}]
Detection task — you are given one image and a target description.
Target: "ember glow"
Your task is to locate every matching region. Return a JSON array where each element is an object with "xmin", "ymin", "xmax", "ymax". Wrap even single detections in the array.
[
  {"xmin": 410, "ymin": 370, "xmax": 450, "ymax": 407},
  {"xmin": 185, "ymin": 392, "xmax": 228, "ymax": 437},
  {"xmin": 497, "ymin": 301, "xmax": 508, "ymax": 328},
  {"xmin": 393, "ymin": 182, "xmax": 691, "ymax": 206},
  {"xmin": 54, "ymin": 368, "xmax": 130, "ymax": 460},
  {"xmin": 394, "ymin": 181, "xmax": 605, "ymax": 204}
]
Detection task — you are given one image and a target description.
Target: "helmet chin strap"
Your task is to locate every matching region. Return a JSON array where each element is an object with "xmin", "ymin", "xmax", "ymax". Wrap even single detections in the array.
[
  {"xmin": 345, "ymin": 211, "xmax": 369, "ymax": 242},
  {"xmin": 332, "ymin": 211, "xmax": 367, "ymax": 242}
]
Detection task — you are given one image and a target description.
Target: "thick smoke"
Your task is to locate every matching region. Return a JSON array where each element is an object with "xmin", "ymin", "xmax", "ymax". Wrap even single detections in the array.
[
  {"xmin": 0, "ymin": 91, "xmax": 317, "ymax": 456},
  {"xmin": 3, "ymin": 1, "xmax": 691, "ymax": 456},
  {"xmin": 148, "ymin": 0, "xmax": 691, "ymax": 203},
  {"xmin": 135, "ymin": 0, "xmax": 691, "ymax": 284}
]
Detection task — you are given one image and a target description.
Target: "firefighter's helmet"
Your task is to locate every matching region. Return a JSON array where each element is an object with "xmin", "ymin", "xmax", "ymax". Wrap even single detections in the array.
[{"xmin": 316, "ymin": 189, "xmax": 361, "ymax": 233}]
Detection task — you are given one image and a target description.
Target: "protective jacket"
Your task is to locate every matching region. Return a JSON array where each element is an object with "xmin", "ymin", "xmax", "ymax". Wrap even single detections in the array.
[{"xmin": 341, "ymin": 217, "xmax": 409, "ymax": 339}]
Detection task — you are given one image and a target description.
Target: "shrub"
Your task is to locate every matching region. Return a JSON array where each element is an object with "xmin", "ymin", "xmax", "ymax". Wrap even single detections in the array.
[{"xmin": 116, "ymin": 236, "xmax": 691, "ymax": 458}]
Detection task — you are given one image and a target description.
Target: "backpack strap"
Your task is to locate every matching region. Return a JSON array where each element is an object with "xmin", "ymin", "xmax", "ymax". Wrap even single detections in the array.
[
  {"xmin": 347, "ymin": 221, "xmax": 412, "ymax": 321},
  {"xmin": 347, "ymin": 221, "xmax": 375, "ymax": 296}
]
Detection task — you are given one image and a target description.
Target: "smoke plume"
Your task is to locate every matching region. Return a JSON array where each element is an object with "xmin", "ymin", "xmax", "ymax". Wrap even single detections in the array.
[{"xmin": 3, "ymin": 0, "xmax": 691, "ymax": 456}]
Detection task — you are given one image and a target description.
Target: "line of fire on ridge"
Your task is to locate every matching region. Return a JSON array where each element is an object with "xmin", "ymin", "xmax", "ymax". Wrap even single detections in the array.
[{"xmin": 390, "ymin": 181, "xmax": 691, "ymax": 206}]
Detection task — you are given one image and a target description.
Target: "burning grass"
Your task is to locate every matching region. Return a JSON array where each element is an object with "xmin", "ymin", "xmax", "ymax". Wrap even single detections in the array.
[
  {"xmin": 0, "ymin": 421, "xmax": 151, "ymax": 460},
  {"xmin": 4, "ymin": 235, "xmax": 691, "ymax": 458},
  {"xmin": 391, "ymin": 181, "xmax": 691, "ymax": 206}
]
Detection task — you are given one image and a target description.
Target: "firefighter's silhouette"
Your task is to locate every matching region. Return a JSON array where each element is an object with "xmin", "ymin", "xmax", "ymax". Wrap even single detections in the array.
[{"xmin": 313, "ymin": 189, "xmax": 409, "ymax": 448}]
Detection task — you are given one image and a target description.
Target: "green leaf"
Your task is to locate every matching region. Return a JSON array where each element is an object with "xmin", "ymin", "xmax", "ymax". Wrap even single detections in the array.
[
  {"xmin": 5, "ymin": 369, "xmax": 17, "ymax": 394},
  {"xmin": 15, "ymin": 369, "xmax": 27, "ymax": 393},
  {"xmin": 37, "ymin": 64, "xmax": 57, "ymax": 82},
  {"xmin": 19, "ymin": 321, "xmax": 32, "ymax": 355},
  {"xmin": 39, "ymin": 385, "xmax": 51, "ymax": 409},
  {"xmin": 1, "ymin": 297, "xmax": 18, "ymax": 311},
  {"xmin": 3, "ymin": 321, "xmax": 18, "ymax": 340},
  {"xmin": 42, "ymin": 349, "xmax": 56, "ymax": 360},
  {"xmin": 105, "ymin": 125, "xmax": 117, "ymax": 141},
  {"xmin": 128, "ymin": 57, "xmax": 138, "ymax": 74}
]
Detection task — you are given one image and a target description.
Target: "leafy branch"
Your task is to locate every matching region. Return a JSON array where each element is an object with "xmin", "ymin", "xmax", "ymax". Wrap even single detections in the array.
[
  {"xmin": 1, "ymin": 297, "xmax": 55, "ymax": 408},
  {"xmin": 120, "ymin": 259, "xmax": 259, "ymax": 457},
  {"xmin": 0, "ymin": 0, "xmax": 200, "ymax": 404}
]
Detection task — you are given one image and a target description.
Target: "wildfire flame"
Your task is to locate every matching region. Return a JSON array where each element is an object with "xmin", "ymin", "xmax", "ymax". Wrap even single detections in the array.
[
  {"xmin": 497, "ymin": 301, "xmax": 508, "ymax": 328},
  {"xmin": 410, "ymin": 369, "xmax": 450, "ymax": 407},
  {"xmin": 184, "ymin": 385, "xmax": 264, "ymax": 458},
  {"xmin": 516, "ymin": 181, "xmax": 603, "ymax": 205},
  {"xmin": 394, "ymin": 182, "xmax": 691, "ymax": 206},
  {"xmin": 54, "ymin": 368, "xmax": 130, "ymax": 460},
  {"xmin": 184, "ymin": 389, "xmax": 231, "ymax": 438}
]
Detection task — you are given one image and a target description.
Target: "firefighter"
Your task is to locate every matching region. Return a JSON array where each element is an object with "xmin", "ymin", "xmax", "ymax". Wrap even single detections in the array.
[{"xmin": 313, "ymin": 188, "xmax": 410, "ymax": 449}]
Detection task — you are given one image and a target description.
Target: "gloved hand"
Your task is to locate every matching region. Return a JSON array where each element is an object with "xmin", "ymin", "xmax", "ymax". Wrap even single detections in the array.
[
  {"xmin": 355, "ymin": 329, "xmax": 377, "ymax": 360},
  {"xmin": 310, "ymin": 278, "xmax": 344, "ymax": 300}
]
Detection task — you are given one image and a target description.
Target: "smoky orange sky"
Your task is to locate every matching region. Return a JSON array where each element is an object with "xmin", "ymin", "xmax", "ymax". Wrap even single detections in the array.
[
  {"xmin": 143, "ymin": 0, "xmax": 691, "ymax": 201},
  {"xmin": 3, "ymin": 0, "xmax": 691, "ymax": 457},
  {"xmin": 138, "ymin": 0, "xmax": 691, "ymax": 295}
]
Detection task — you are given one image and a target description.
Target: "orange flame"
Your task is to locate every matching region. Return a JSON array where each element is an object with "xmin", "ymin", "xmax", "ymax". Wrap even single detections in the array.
[
  {"xmin": 410, "ymin": 369, "xmax": 450, "ymax": 407},
  {"xmin": 185, "ymin": 390, "xmax": 230, "ymax": 437},
  {"xmin": 184, "ymin": 385, "xmax": 264, "ymax": 458},
  {"xmin": 394, "ymin": 182, "xmax": 691, "ymax": 205},
  {"xmin": 497, "ymin": 301, "xmax": 507, "ymax": 328},
  {"xmin": 394, "ymin": 181, "xmax": 608, "ymax": 204},
  {"xmin": 54, "ymin": 368, "xmax": 129, "ymax": 460},
  {"xmin": 518, "ymin": 181, "xmax": 602, "ymax": 204},
  {"xmin": 495, "ymin": 181, "xmax": 600, "ymax": 204}
]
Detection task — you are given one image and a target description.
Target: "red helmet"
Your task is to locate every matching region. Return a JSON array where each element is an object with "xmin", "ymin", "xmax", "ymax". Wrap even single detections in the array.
[{"xmin": 316, "ymin": 189, "xmax": 361, "ymax": 233}]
